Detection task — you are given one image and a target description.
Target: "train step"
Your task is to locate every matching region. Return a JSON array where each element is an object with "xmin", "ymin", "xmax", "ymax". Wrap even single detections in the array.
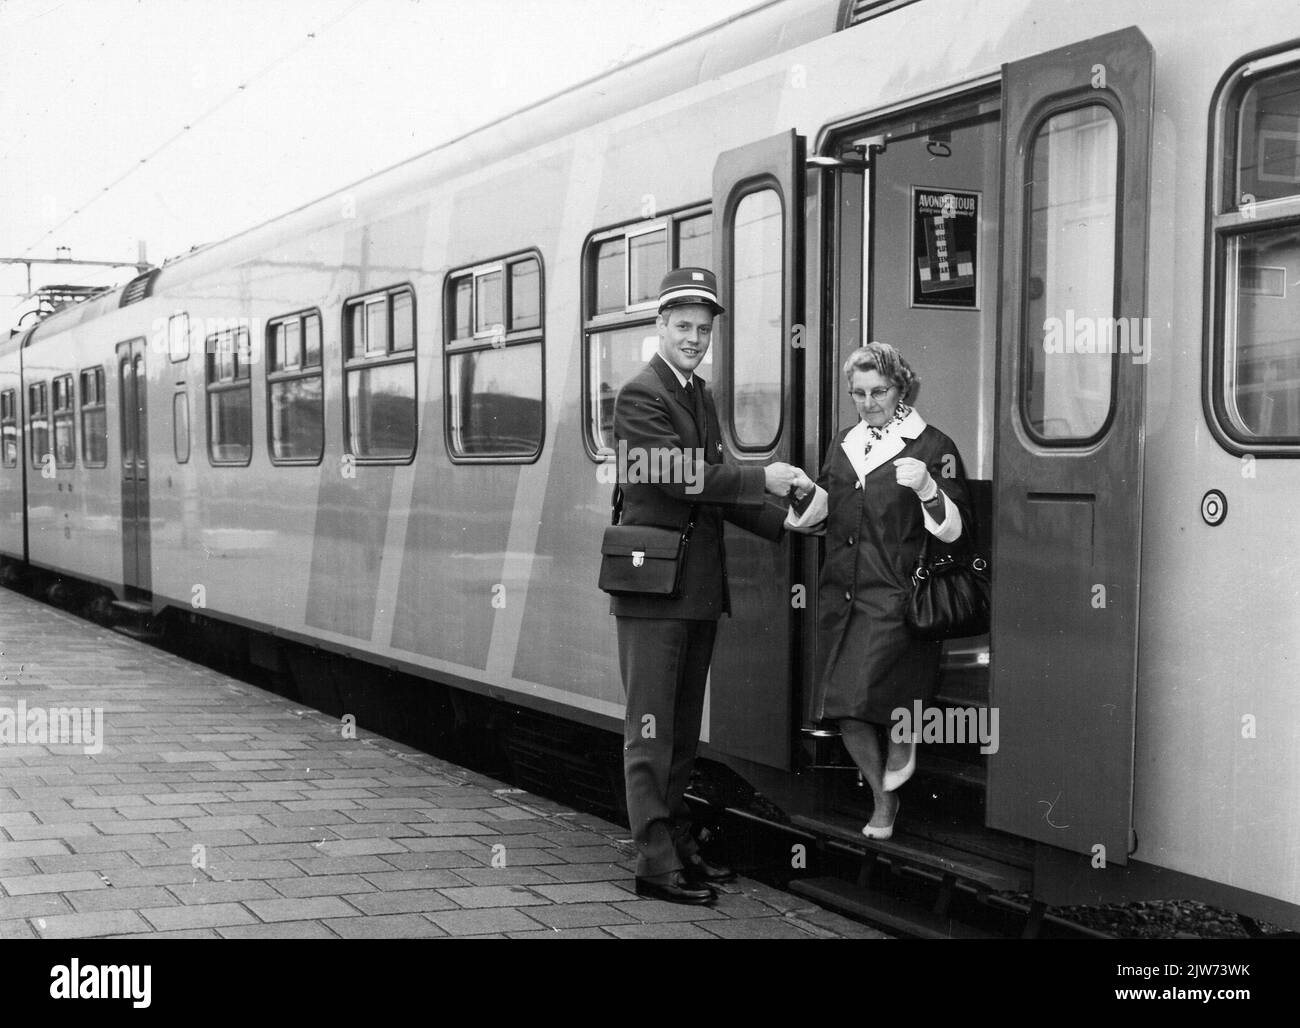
[
  {"xmin": 791, "ymin": 811, "xmax": 1032, "ymax": 894},
  {"xmin": 109, "ymin": 599, "xmax": 162, "ymax": 641},
  {"xmin": 789, "ymin": 876, "xmax": 998, "ymax": 939}
]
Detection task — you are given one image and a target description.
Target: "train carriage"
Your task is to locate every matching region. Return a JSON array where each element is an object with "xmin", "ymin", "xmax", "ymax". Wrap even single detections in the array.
[{"xmin": 3, "ymin": 0, "xmax": 1300, "ymax": 928}]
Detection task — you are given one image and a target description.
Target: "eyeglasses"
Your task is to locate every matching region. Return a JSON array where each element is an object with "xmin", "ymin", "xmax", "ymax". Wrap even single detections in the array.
[{"xmin": 848, "ymin": 386, "xmax": 897, "ymax": 402}]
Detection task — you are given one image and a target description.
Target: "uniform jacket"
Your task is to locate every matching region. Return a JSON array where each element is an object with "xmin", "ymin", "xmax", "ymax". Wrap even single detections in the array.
[
  {"xmin": 788, "ymin": 410, "xmax": 975, "ymax": 723},
  {"xmin": 610, "ymin": 353, "xmax": 787, "ymax": 620}
]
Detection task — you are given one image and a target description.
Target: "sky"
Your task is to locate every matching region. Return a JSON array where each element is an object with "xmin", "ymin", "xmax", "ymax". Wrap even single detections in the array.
[{"xmin": 0, "ymin": 0, "xmax": 759, "ymax": 328}]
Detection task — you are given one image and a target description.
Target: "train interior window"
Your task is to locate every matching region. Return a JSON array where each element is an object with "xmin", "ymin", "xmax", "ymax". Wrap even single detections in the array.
[
  {"xmin": 173, "ymin": 391, "xmax": 190, "ymax": 463},
  {"xmin": 79, "ymin": 367, "xmax": 107, "ymax": 467},
  {"xmin": 52, "ymin": 374, "xmax": 76, "ymax": 468},
  {"xmin": 28, "ymin": 381, "xmax": 49, "ymax": 468},
  {"xmin": 1215, "ymin": 60, "xmax": 1300, "ymax": 442},
  {"xmin": 267, "ymin": 310, "xmax": 324, "ymax": 463},
  {"xmin": 584, "ymin": 208, "xmax": 712, "ymax": 455},
  {"xmin": 1021, "ymin": 105, "xmax": 1119, "ymax": 442},
  {"xmin": 1, "ymin": 389, "xmax": 16, "ymax": 467},
  {"xmin": 205, "ymin": 327, "xmax": 253, "ymax": 464},
  {"xmin": 168, "ymin": 312, "xmax": 190, "ymax": 362},
  {"xmin": 343, "ymin": 286, "xmax": 417, "ymax": 461},
  {"xmin": 445, "ymin": 254, "xmax": 543, "ymax": 460},
  {"xmin": 729, "ymin": 190, "xmax": 783, "ymax": 450}
]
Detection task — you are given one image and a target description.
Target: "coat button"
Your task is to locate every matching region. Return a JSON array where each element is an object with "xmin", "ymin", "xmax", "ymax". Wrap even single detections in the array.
[
  {"xmin": 854, "ymin": 480, "xmax": 862, "ymax": 490},
  {"xmin": 847, "ymin": 535, "xmax": 855, "ymax": 546},
  {"xmin": 844, "ymin": 590, "xmax": 852, "ymax": 601}
]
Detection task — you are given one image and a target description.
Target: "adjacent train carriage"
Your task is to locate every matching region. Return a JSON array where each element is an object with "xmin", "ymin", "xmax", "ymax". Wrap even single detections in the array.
[{"xmin": 3, "ymin": 0, "xmax": 1299, "ymax": 926}]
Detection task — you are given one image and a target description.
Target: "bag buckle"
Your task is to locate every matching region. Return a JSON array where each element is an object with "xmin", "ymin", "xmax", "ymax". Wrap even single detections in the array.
[{"xmin": 632, "ymin": 551, "xmax": 645, "ymax": 567}]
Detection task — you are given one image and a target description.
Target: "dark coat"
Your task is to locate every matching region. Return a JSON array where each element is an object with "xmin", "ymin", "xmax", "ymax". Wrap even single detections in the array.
[
  {"xmin": 609, "ymin": 354, "xmax": 787, "ymax": 620},
  {"xmin": 806, "ymin": 416, "xmax": 974, "ymax": 724}
]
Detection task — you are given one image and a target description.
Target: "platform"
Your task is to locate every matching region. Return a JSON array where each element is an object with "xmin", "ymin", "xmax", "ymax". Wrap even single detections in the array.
[{"xmin": 0, "ymin": 588, "xmax": 882, "ymax": 940}]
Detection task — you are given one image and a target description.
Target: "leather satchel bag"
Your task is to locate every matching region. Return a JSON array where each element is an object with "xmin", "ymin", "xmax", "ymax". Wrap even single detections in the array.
[
  {"xmin": 598, "ymin": 486, "xmax": 697, "ymax": 598},
  {"xmin": 905, "ymin": 534, "xmax": 990, "ymax": 641}
]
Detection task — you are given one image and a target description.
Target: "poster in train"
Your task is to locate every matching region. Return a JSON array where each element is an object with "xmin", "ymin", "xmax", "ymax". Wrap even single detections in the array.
[{"xmin": 910, "ymin": 187, "xmax": 979, "ymax": 309}]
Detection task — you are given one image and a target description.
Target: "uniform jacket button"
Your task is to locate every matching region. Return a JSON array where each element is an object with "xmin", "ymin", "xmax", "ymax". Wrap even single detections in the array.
[
  {"xmin": 844, "ymin": 590, "xmax": 852, "ymax": 601},
  {"xmin": 847, "ymin": 535, "xmax": 855, "ymax": 546}
]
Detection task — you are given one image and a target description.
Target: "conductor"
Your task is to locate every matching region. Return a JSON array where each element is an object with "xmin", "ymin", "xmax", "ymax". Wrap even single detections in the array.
[{"xmin": 610, "ymin": 267, "xmax": 802, "ymax": 905}]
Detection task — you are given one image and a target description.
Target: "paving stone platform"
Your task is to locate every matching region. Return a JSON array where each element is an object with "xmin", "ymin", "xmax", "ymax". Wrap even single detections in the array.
[{"xmin": 0, "ymin": 587, "xmax": 885, "ymax": 940}]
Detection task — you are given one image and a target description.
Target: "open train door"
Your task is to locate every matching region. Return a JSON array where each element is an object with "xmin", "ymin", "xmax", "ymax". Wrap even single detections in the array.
[
  {"xmin": 987, "ymin": 28, "xmax": 1153, "ymax": 863},
  {"xmin": 706, "ymin": 129, "xmax": 805, "ymax": 771}
]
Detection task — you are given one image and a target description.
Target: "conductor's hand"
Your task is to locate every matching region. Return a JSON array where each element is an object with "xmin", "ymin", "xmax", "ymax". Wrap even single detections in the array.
[
  {"xmin": 764, "ymin": 461, "xmax": 800, "ymax": 496},
  {"xmin": 893, "ymin": 457, "xmax": 935, "ymax": 496}
]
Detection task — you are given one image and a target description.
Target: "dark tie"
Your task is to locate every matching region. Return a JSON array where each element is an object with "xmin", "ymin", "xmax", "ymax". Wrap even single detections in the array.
[{"xmin": 684, "ymin": 379, "xmax": 705, "ymax": 433}]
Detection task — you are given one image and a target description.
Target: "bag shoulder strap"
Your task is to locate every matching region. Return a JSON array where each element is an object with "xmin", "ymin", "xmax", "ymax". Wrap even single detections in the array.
[{"xmin": 610, "ymin": 483, "xmax": 699, "ymax": 540}]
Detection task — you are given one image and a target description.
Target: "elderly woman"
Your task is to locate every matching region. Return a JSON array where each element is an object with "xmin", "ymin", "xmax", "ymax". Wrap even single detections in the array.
[{"xmin": 787, "ymin": 343, "xmax": 974, "ymax": 839}]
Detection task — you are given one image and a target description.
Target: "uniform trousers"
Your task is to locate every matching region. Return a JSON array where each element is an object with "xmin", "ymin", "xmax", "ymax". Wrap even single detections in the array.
[{"xmin": 615, "ymin": 615, "xmax": 718, "ymax": 878}]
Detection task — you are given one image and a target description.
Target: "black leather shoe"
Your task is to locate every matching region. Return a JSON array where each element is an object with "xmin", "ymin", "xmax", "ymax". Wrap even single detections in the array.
[
  {"xmin": 634, "ymin": 871, "xmax": 717, "ymax": 905},
  {"xmin": 681, "ymin": 853, "xmax": 737, "ymax": 885}
]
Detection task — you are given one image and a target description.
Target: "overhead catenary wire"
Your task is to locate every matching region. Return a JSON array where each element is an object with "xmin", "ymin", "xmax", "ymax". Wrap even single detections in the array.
[{"xmin": 17, "ymin": 0, "xmax": 371, "ymax": 258}]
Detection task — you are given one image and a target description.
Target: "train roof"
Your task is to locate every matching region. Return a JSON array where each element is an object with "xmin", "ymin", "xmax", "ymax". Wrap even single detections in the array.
[{"xmin": 16, "ymin": 0, "xmax": 854, "ymax": 347}]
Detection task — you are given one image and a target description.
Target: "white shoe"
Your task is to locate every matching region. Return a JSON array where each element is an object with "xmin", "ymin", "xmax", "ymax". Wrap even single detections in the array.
[
  {"xmin": 862, "ymin": 798, "xmax": 899, "ymax": 840},
  {"xmin": 882, "ymin": 740, "xmax": 916, "ymax": 793}
]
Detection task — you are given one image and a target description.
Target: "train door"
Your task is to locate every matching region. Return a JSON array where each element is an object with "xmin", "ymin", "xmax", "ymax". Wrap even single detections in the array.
[
  {"xmin": 706, "ymin": 129, "xmax": 805, "ymax": 770},
  {"xmin": 986, "ymin": 28, "xmax": 1153, "ymax": 863},
  {"xmin": 116, "ymin": 338, "xmax": 151, "ymax": 595}
]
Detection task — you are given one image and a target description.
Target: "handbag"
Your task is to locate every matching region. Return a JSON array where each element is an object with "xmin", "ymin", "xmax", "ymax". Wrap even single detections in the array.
[
  {"xmin": 905, "ymin": 533, "xmax": 990, "ymax": 641},
  {"xmin": 597, "ymin": 485, "xmax": 697, "ymax": 597}
]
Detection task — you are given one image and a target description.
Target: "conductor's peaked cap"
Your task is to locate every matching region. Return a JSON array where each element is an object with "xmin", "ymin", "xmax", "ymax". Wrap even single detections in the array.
[{"xmin": 657, "ymin": 267, "xmax": 725, "ymax": 316}]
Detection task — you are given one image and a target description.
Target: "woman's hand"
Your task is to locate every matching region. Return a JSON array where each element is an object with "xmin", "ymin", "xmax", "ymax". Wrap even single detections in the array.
[{"xmin": 893, "ymin": 457, "xmax": 935, "ymax": 497}]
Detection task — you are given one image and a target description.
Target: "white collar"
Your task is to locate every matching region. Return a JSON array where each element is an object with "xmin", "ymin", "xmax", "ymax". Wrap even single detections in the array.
[
  {"xmin": 657, "ymin": 353, "xmax": 693, "ymax": 389},
  {"xmin": 842, "ymin": 408, "xmax": 928, "ymax": 480}
]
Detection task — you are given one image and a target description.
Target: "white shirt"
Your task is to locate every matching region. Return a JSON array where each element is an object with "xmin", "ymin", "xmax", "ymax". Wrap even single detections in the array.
[{"xmin": 784, "ymin": 408, "xmax": 963, "ymax": 544}]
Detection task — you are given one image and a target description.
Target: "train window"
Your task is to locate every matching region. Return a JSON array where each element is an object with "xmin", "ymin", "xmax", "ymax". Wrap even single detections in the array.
[
  {"xmin": 205, "ymin": 327, "xmax": 253, "ymax": 465},
  {"xmin": 343, "ymin": 286, "xmax": 417, "ymax": 462},
  {"xmin": 1, "ymin": 389, "xmax": 16, "ymax": 468},
  {"xmin": 729, "ymin": 189, "xmax": 784, "ymax": 451},
  {"xmin": 267, "ymin": 309, "xmax": 324, "ymax": 464},
  {"xmin": 79, "ymin": 368, "xmax": 107, "ymax": 467},
  {"xmin": 583, "ymin": 207, "xmax": 713, "ymax": 457},
  {"xmin": 28, "ymin": 382, "xmax": 49, "ymax": 469},
  {"xmin": 1020, "ymin": 104, "xmax": 1119, "ymax": 443},
  {"xmin": 444, "ymin": 252, "xmax": 544, "ymax": 461},
  {"xmin": 676, "ymin": 214, "xmax": 712, "ymax": 269},
  {"xmin": 510, "ymin": 260, "xmax": 540, "ymax": 331},
  {"xmin": 168, "ymin": 313, "xmax": 190, "ymax": 362},
  {"xmin": 52, "ymin": 374, "xmax": 76, "ymax": 468},
  {"xmin": 1211, "ymin": 57, "xmax": 1300, "ymax": 446},
  {"xmin": 173, "ymin": 392, "xmax": 190, "ymax": 463},
  {"xmin": 628, "ymin": 226, "xmax": 667, "ymax": 307}
]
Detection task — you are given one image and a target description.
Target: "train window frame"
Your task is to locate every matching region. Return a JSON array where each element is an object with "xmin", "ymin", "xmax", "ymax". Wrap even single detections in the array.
[
  {"xmin": 51, "ymin": 373, "xmax": 76, "ymax": 469},
  {"xmin": 342, "ymin": 284, "xmax": 418, "ymax": 465},
  {"xmin": 1206, "ymin": 45, "xmax": 1300, "ymax": 455},
  {"xmin": 1016, "ymin": 96, "xmax": 1123, "ymax": 448},
  {"xmin": 79, "ymin": 367, "xmax": 108, "ymax": 468},
  {"xmin": 580, "ymin": 205, "xmax": 713, "ymax": 461},
  {"xmin": 205, "ymin": 325, "xmax": 253, "ymax": 467},
  {"xmin": 266, "ymin": 308, "xmax": 324, "ymax": 466},
  {"xmin": 168, "ymin": 312, "xmax": 191, "ymax": 362},
  {"xmin": 1, "ymin": 388, "xmax": 17, "ymax": 468},
  {"xmin": 28, "ymin": 381, "xmax": 49, "ymax": 470},
  {"xmin": 723, "ymin": 183, "xmax": 786, "ymax": 454},
  {"xmin": 442, "ymin": 250, "xmax": 545, "ymax": 464}
]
